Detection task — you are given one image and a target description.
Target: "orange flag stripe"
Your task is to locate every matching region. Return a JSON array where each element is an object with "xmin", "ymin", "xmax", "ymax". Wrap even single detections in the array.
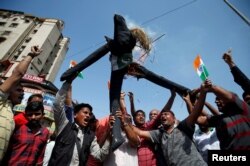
[{"xmin": 193, "ymin": 55, "xmax": 201, "ymax": 70}]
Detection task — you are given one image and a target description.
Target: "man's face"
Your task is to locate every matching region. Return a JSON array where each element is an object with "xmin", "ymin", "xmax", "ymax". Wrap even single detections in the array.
[
  {"xmin": 215, "ymin": 97, "xmax": 225, "ymax": 112},
  {"xmin": 74, "ymin": 107, "xmax": 91, "ymax": 128},
  {"xmin": 243, "ymin": 93, "xmax": 250, "ymax": 105},
  {"xmin": 161, "ymin": 112, "xmax": 175, "ymax": 128},
  {"xmin": 149, "ymin": 110, "xmax": 159, "ymax": 121},
  {"xmin": 134, "ymin": 112, "xmax": 145, "ymax": 126},
  {"xmin": 9, "ymin": 84, "xmax": 24, "ymax": 105},
  {"xmin": 25, "ymin": 109, "xmax": 44, "ymax": 127}
]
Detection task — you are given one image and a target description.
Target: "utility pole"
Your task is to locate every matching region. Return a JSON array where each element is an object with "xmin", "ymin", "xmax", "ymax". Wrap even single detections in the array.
[{"xmin": 224, "ymin": 0, "xmax": 250, "ymax": 26}]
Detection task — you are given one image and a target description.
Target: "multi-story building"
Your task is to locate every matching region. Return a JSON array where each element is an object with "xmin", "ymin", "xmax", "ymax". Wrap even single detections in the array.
[
  {"xmin": 0, "ymin": 9, "xmax": 70, "ymax": 131},
  {"xmin": 0, "ymin": 9, "xmax": 69, "ymax": 82}
]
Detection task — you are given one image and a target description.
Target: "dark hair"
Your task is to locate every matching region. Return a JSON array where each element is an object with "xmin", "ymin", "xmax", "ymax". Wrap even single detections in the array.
[
  {"xmin": 27, "ymin": 94, "xmax": 43, "ymax": 103},
  {"xmin": 134, "ymin": 109, "xmax": 145, "ymax": 117},
  {"xmin": 89, "ymin": 114, "xmax": 97, "ymax": 124},
  {"xmin": 242, "ymin": 91, "xmax": 250, "ymax": 99},
  {"xmin": 25, "ymin": 101, "xmax": 44, "ymax": 114},
  {"xmin": 74, "ymin": 103, "xmax": 92, "ymax": 114},
  {"xmin": 161, "ymin": 109, "xmax": 175, "ymax": 117}
]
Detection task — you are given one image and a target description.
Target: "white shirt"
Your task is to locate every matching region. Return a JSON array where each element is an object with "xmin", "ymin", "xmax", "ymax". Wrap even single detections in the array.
[
  {"xmin": 43, "ymin": 141, "xmax": 55, "ymax": 166},
  {"xmin": 103, "ymin": 132, "xmax": 138, "ymax": 166},
  {"xmin": 193, "ymin": 128, "xmax": 220, "ymax": 162}
]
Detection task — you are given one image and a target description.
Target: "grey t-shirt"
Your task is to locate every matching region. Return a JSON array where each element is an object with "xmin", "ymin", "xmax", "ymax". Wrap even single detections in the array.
[{"xmin": 149, "ymin": 119, "xmax": 207, "ymax": 166}]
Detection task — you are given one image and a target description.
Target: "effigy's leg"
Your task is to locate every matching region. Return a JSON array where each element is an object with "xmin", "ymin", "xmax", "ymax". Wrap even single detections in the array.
[
  {"xmin": 109, "ymin": 67, "xmax": 127, "ymax": 151},
  {"xmin": 107, "ymin": 14, "xmax": 137, "ymax": 151},
  {"xmin": 128, "ymin": 63, "xmax": 191, "ymax": 96},
  {"xmin": 60, "ymin": 44, "xmax": 109, "ymax": 81}
]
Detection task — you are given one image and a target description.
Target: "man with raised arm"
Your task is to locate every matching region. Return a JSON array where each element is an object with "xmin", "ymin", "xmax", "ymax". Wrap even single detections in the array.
[
  {"xmin": 48, "ymin": 76, "xmax": 111, "ymax": 166},
  {"xmin": 223, "ymin": 51, "xmax": 250, "ymax": 104},
  {"xmin": 131, "ymin": 81, "xmax": 208, "ymax": 166},
  {"xmin": 0, "ymin": 45, "xmax": 42, "ymax": 163},
  {"xmin": 196, "ymin": 79, "xmax": 250, "ymax": 150}
]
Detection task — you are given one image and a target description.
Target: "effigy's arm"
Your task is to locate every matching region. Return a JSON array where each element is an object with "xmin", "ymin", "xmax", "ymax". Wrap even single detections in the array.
[
  {"xmin": 128, "ymin": 63, "xmax": 191, "ymax": 96},
  {"xmin": 60, "ymin": 44, "xmax": 110, "ymax": 81}
]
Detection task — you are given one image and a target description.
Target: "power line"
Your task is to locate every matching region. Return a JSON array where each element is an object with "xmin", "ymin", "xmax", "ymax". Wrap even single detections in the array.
[
  {"xmin": 224, "ymin": 0, "xmax": 250, "ymax": 26},
  {"xmin": 65, "ymin": 41, "xmax": 105, "ymax": 59},
  {"xmin": 141, "ymin": 0, "xmax": 197, "ymax": 25}
]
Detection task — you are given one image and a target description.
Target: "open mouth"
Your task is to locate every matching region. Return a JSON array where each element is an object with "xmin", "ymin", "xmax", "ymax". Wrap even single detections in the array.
[
  {"xmin": 83, "ymin": 118, "xmax": 90, "ymax": 125},
  {"xmin": 216, "ymin": 104, "xmax": 222, "ymax": 110},
  {"xmin": 161, "ymin": 119, "xmax": 167, "ymax": 123}
]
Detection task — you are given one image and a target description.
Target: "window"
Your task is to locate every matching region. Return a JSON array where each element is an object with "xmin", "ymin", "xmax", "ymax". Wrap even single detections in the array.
[
  {"xmin": 2, "ymin": 31, "xmax": 11, "ymax": 36},
  {"xmin": 17, "ymin": 46, "xmax": 26, "ymax": 55},
  {"xmin": 9, "ymin": 23, "xmax": 18, "ymax": 28},
  {"xmin": 24, "ymin": 19, "xmax": 30, "ymax": 23},
  {"xmin": 12, "ymin": 18, "xmax": 18, "ymax": 21},
  {"xmin": 37, "ymin": 58, "xmax": 42, "ymax": 65},
  {"xmin": 19, "ymin": 46, "xmax": 26, "ymax": 52},
  {"xmin": 0, "ymin": 22, "xmax": 6, "ymax": 26},
  {"xmin": 0, "ymin": 37, "xmax": 6, "ymax": 43},
  {"xmin": 25, "ymin": 37, "xmax": 32, "ymax": 43},
  {"xmin": 2, "ymin": 15, "xmax": 8, "ymax": 19},
  {"xmin": 12, "ymin": 55, "xmax": 19, "ymax": 61},
  {"xmin": 32, "ymin": 29, "xmax": 38, "ymax": 34}
]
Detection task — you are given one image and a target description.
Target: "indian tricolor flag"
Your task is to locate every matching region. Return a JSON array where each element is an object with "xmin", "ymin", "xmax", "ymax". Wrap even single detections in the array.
[
  {"xmin": 69, "ymin": 60, "xmax": 84, "ymax": 79},
  {"xmin": 193, "ymin": 55, "xmax": 209, "ymax": 81}
]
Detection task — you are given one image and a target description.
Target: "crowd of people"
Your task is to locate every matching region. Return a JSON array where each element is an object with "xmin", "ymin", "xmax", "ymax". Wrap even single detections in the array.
[{"xmin": 0, "ymin": 14, "xmax": 250, "ymax": 166}]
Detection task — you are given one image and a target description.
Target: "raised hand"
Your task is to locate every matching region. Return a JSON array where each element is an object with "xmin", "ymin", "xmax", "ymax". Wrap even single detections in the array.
[
  {"xmin": 28, "ymin": 45, "xmax": 43, "ymax": 58},
  {"xmin": 200, "ymin": 79, "xmax": 212, "ymax": 92},
  {"xmin": 222, "ymin": 50, "xmax": 235, "ymax": 68},
  {"xmin": 182, "ymin": 93, "xmax": 191, "ymax": 103},
  {"xmin": 109, "ymin": 115, "xmax": 115, "ymax": 129},
  {"xmin": 115, "ymin": 110, "xmax": 125, "ymax": 125},
  {"xmin": 120, "ymin": 92, "xmax": 126, "ymax": 100},
  {"xmin": 128, "ymin": 92, "xmax": 134, "ymax": 101}
]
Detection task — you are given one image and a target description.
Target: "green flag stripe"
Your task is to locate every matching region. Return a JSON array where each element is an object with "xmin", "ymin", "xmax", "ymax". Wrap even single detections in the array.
[
  {"xmin": 200, "ymin": 73, "xmax": 206, "ymax": 81},
  {"xmin": 199, "ymin": 65, "xmax": 209, "ymax": 81}
]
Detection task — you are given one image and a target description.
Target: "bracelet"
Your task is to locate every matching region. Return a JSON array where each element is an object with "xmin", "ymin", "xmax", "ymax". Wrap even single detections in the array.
[{"xmin": 27, "ymin": 53, "xmax": 36, "ymax": 58}]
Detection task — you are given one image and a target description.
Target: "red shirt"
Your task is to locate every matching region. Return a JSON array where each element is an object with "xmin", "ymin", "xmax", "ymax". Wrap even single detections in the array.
[
  {"xmin": 137, "ymin": 114, "xmax": 161, "ymax": 166},
  {"xmin": 14, "ymin": 112, "xmax": 28, "ymax": 128},
  {"xmin": 6, "ymin": 124, "xmax": 49, "ymax": 166}
]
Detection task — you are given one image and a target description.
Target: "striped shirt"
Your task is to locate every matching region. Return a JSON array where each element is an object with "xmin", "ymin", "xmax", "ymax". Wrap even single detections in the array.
[
  {"xmin": 0, "ymin": 91, "xmax": 14, "ymax": 163},
  {"xmin": 208, "ymin": 94, "xmax": 250, "ymax": 150}
]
